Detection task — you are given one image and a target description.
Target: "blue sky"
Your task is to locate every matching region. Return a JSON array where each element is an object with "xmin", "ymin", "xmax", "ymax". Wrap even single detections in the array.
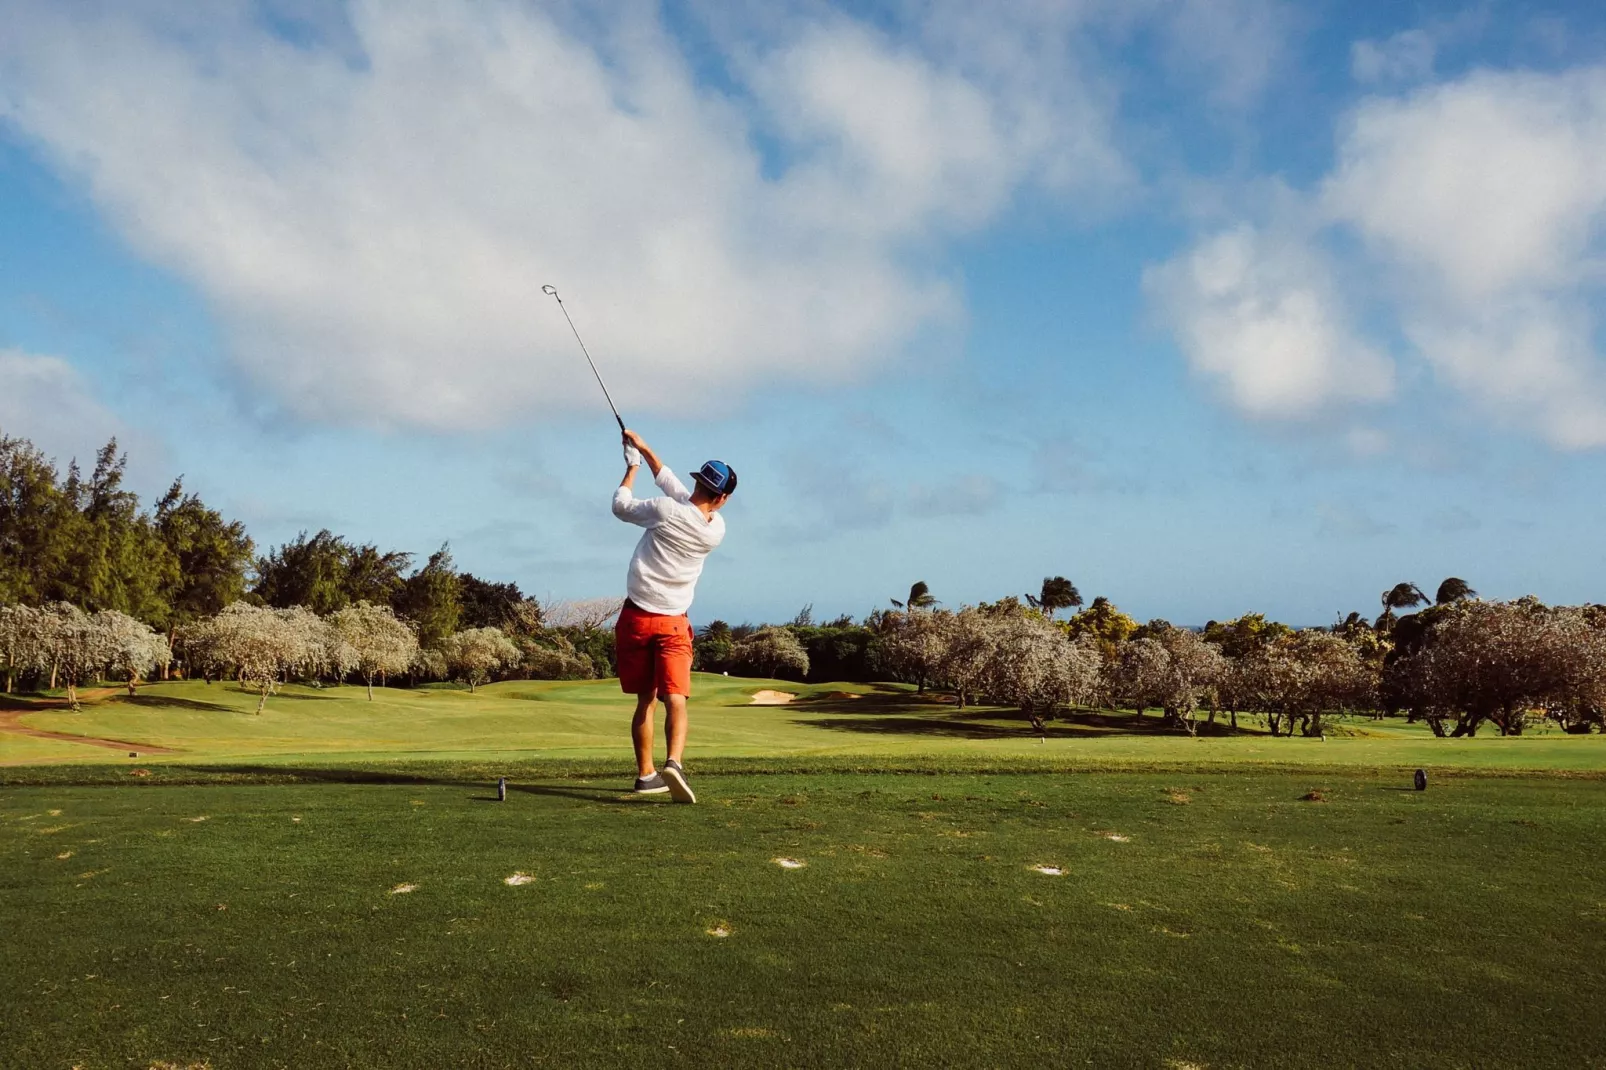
[{"xmin": 2, "ymin": 0, "xmax": 1605, "ymax": 627}]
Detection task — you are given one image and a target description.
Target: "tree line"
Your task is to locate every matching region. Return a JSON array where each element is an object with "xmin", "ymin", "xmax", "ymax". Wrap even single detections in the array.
[
  {"xmin": 4, "ymin": 432, "xmax": 1604, "ymax": 733},
  {"xmin": 0, "ymin": 431, "xmax": 618, "ymax": 697},
  {"xmin": 694, "ymin": 577, "xmax": 1606, "ymax": 738}
]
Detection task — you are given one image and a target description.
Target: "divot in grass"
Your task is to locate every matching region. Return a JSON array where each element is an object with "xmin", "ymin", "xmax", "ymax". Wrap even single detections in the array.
[
  {"xmin": 185, "ymin": 816, "xmax": 208, "ymax": 823},
  {"xmin": 1031, "ymin": 865, "xmax": 1065, "ymax": 877},
  {"xmin": 504, "ymin": 872, "xmax": 535, "ymax": 886},
  {"xmin": 1102, "ymin": 832, "xmax": 1131, "ymax": 843},
  {"xmin": 773, "ymin": 857, "xmax": 806, "ymax": 869},
  {"xmin": 706, "ymin": 922, "xmax": 733, "ymax": 938},
  {"xmin": 389, "ymin": 883, "xmax": 418, "ymax": 895}
]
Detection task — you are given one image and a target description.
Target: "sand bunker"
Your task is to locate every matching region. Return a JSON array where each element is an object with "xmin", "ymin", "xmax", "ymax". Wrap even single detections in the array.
[
  {"xmin": 504, "ymin": 873, "xmax": 535, "ymax": 886},
  {"xmin": 749, "ymin": 690, "xmax": 797, "ymax": 705},
  {"xmin": 773, "ymin": 857, "xmax": 806, "ymax": 869}
]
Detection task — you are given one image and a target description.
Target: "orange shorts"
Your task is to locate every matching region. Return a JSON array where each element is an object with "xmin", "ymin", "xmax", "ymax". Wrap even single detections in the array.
[{"xmin": 615, "ymin": 602, "xmax": 694, "ymax": 697}]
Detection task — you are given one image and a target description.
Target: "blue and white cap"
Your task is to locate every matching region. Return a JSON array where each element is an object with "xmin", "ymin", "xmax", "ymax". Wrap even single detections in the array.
[{"xmin": 693, "ymin": 459, "xmax": 738, "ymax": 496}]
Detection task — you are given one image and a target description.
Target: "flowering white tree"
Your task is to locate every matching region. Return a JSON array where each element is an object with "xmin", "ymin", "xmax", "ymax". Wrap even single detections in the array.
[
  {"xmin": 979, "ymin": 611, "xmax": 1101, "ymax": 736},
  {"xmin": 330, "ymin": 601, "xmax": 419, "ymax": 699},
  {"xmin": 939, "ymin": 608, "xmax": 998, "ymax": 708},
  {"xmin": 36, "ymin": 602, "xmax": 115, "ymax": 705},
  {"xmin": 541, "ymin": 598, "xmax": 625, "ymax": 631},
  {"xmin": 0, "ymin": 604, "xmax": 46, "ymax": 693},
  {"xmin": 208, "ymin": 602, "xmax": 331, "ymax": 712},
  {"xmin": 877, "ymin": 609, "xmax": 949, "ymax": 692},
  {"xmin": 441, "ymin": 626, "xmax": 520, "ymax": 692},
  {"xmin": 1154, "ymin": 627, "xmax": 1228, "ymax": 736},
  {"xmin": 94, "ymin": 609, "xmax": 171, "ymax": 696},
  {"xmin": 1108, "ymin": 637, "xmax": 1171, "ymax": 720},
  {"xmin": 1388, "ymin": 598, "xmax": 1601, "ymax": 737}
]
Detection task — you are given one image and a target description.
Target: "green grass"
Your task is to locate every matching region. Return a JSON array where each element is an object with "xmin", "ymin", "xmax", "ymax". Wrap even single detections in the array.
[
  {"xmin": 5, "ymin": 676, "xmax": 1605, "ymax": 774},
  {"xmin": 4, "ymin": 770, "xmax": 1603, "ymax": 1067},
  {"xmin": 4, "ymin": 680, "xmax": 1605, "ymax": 1066}
]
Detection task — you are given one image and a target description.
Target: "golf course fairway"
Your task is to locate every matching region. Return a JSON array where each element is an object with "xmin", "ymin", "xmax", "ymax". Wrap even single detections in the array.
[{"xmin": 3, "ymin": 679, "xmax": 1604, "ymax": 1067}]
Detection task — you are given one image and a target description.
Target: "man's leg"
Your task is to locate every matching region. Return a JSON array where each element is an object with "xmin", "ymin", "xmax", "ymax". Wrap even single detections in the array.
[
  {"xmin": 664, "ymin": 693, "xmax": 688, "ymax": 765},
  {"xmin": 632, "ymin": 688, "xmax": 658, "ymax": 779}
]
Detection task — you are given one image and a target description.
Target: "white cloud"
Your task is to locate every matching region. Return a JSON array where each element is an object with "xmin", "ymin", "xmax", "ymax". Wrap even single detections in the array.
[
  {"xmin": 0, "ymin": 349, "xmax": 128, "ymax": 466},
  {"xmin": 1144, "ymin": 224, "xmax": 1393, "ymax": 418},
  {"xmin": 1323, "ymin": 68, "xmax": 1606, "ymax": 448},
  {"xmin": 0, "ymin": 1, "xmax": 1129, "ymax": 431},
  {"xmin": 1351, "ymin": 30, "xmax": 1437, "ymax": 85},
  {"xmin": 1155, "ymin": 0, "xmax": 1292, "ymax": 109},
  {"xmin": 1151, "ymin": 65, "xmax": 1606, "ymax": 450}
]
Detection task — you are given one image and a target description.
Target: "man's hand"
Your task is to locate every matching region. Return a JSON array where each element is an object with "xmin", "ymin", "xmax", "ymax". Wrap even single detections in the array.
[{"xmin": 621, "ymin": 429, "xmax": 664, "ymax": 477}]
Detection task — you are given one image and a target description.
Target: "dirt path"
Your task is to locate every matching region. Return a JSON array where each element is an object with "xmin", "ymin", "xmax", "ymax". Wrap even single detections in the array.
[{"xmin": 0, "ymin": 690, "xmax": 176, "ymax": 754}]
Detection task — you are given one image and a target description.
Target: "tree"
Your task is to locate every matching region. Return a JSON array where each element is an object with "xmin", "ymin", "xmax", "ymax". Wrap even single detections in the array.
[
  {"xmin": 95, "ymin": 610, "xmax": 171, "ymax": 696},
  {"xmin": 1202, "ymin": 612, "xmax": 1293, "ymax": 659},
  {"xmin": 1026, "ymin": 576, "xmax": 1082, "ymax": 620},
  {"xmin": 1377, "ymin": 581, "xmax": 1429, "ymax": 630},
  {"xmin": 330, "ymin": 601, "xmax": 419, "ymax": 699},
  {"xmin": 0, "ymin": 435, "xmax": 73, "ymax": 605},
  {"xmin": 207, "ymin": 603, "xmax": 330, "ymax": 712},
  {"xmin": 154, "ymin": 479, "xmax": 253, "ymax": 672},
  {"xmin": 458, "ymin": 574, "xmax": 524, "ymax": 629},
  {"xmin": 395, "ymin": 545, "xmax": 463, "ymax": 649},
  {"xmin": 730, "ymin": 627, "xmax": 810, "ymax": 681},
  {"xmin": 1387, "ymin": 598, "xmax": 1602, "ymax": 737},
  {"xmin": 59, "ymin": 441, "xmax": 177, "ymax": 622},
  {"xmin": 344, "ymin": 544, "xmax": 413, "ymax": 606},
  {"xmin": 979, "ymin": 611, "xmax": 1100, "ymax": 736},
  {"xmin": 875, "ymin": 609, "xmax": 949, "ymax": 691},
  {"xmin": 694, "ymin": 620, "xmax": 735, "ymax": 674},
  {"xmin": 253, "ymin": 530, "xmax": 354, "ymax": 614},
  {"xmin": 890, "ymin": 581, "xmax": 937, "ymax": 614},
  {"xmin": 441, "ymin": 627, "xmax": 520, "ymax": 692},
  {"xmin": 1063, "ymin": 596, "xmax": 1139, "ymax": 661},
  {"xmin": 541, "ymin": 597, "xmax": 624, "ymax": 631},
  {"xmin": 1109, "ymin": 637, "xmax": 1172, "ymax": 720},
  {"xmin": 939, "ymin": 608, "xmax": 998, "ymax": 709},
  {"xmin": 0, "ymin": 603, "xmax": 45, "ymax": 693},
  {"xmin": 37, "ymin": 602, "xmax": 114, "ymax": 705},
  {"xmin": 1434, "ymin": 577, "xmax": 1477, "ymax": 605}
]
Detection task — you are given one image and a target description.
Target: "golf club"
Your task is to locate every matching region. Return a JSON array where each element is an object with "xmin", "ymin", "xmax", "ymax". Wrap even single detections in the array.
[{"xmin": 542, "ymin": 284, "xmax": 626, "ymax": 434}]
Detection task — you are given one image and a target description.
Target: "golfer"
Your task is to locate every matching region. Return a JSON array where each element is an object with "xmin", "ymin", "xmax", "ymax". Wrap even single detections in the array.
[{"xmin": 612, "ymin": 429, "xmax": 736, "ymax": 803}]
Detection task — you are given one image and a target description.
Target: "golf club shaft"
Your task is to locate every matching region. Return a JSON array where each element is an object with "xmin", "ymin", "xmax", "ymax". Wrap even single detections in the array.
[{"xmin": 542, "ymin": 285, "xmax": 626, "ymax": 433}]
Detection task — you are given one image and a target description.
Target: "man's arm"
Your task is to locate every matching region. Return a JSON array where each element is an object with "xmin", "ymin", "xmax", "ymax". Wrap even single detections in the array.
[{"xmin": 613, "ymin": 457, "xmax": 660, "ymax": 525}]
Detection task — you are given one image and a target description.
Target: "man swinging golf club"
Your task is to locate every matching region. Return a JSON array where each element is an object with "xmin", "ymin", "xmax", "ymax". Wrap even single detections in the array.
[{"xmin": 613, "ymin": 429, "xmax": 736, "ymax": 803}]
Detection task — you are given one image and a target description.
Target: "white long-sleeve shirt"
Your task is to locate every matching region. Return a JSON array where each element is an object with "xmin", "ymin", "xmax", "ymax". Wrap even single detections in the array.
[{"xmin": 612, "ymin": 466, "xmax": 726, "ymax": 616}]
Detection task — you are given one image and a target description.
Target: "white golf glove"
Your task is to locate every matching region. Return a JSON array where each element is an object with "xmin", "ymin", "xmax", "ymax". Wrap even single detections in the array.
[{"xmin": 624, "ymin": 444, "xmax": 643, "ymax": 467}]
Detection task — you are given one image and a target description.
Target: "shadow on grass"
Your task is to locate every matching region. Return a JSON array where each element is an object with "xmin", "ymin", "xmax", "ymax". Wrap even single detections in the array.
[
  {"xmin": 794, "ymin": 708, "xmax": 1264, "ymax": 741},
  {"xmin": 109, "ymin": 694, "xmax": 234, "ymax": 713},
  {"xmin": 174, "ymin": 764, "xmax": 631, "ymax": 804}
]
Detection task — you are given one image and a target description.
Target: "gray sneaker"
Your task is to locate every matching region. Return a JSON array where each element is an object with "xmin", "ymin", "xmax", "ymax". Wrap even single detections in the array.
[
  {"xmin": 633, "ymin": 772, "xmax": 669, "ymax": 795},
  {"xmin": 663, "ymin": 759, "xmax": 696, "ymax": 804}
]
